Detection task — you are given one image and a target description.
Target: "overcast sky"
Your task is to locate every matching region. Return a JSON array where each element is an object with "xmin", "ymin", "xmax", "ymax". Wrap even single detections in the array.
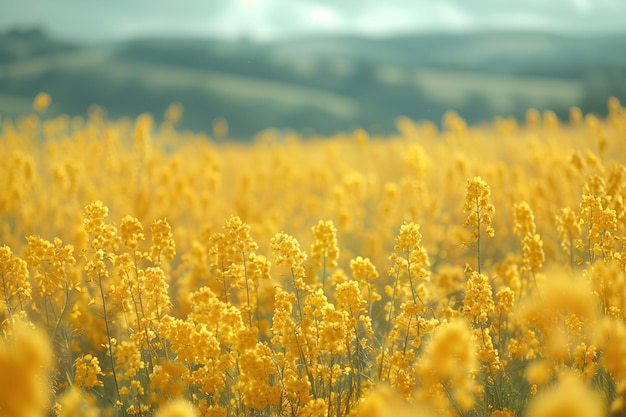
[{"xmin": 2, "ymin": 0, "xmax": 626, "ymax": 42}]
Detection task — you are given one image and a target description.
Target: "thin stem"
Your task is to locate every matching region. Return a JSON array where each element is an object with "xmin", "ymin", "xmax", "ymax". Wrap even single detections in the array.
[
  {"xmin": 402, "ymin": 314, "xmax": 413, "ymax": 356},
  {"xmin": 587, "ymin": 207, "xmax": 595, "ymax": 265},
  {"xmin": 1, "ymin": 273, "xmax": 15, "ymax": 335},
  {"xmin": 378, "ymin": 270, "xmax": 399, "ymax": 380},
  {"xmin": 322, "ymin": 254, "xmax": 327, "ymax": 291},
  {"xmin": 98, "ymin": 272, "xmax": 126, "ymax": 416},
  {"xmin": 568, "ymin": 229, "xmax": 575, "ymax": 273},
  {"xmin": 407, "ymin": 249, "xmax": 418, "ymax": 304},
  {"xmin": 327, "ymin": 356, "xmax": 334, "ymax": 417},
  {"xmin": 475, "ymin": 195, "xmax": 482, "ymax": 274},
  {"xmin": 220, "ymin": 261, "xmax": 228, "ymax": 303},
  {"xmin": 255, "ymin": 285, "xmax": 261, "ymax": 332},
  {"xmin": 442, "ymin": 381, "xmax": 467, "ymax": 417},
  {"xmin": 291, "ymin": 270, "xmax": 305, "ymax": 323},
  {"xmin": 50, "ymin": 280, "xmax": 71, "ymax": 343},
  {"xmin": 242, "ymin": 249, "xmax": 253, "ymax": 328}
]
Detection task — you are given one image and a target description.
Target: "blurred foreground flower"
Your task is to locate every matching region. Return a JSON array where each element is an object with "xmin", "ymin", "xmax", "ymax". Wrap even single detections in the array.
[
  {"xmin": 356, "ymin": 384, "xmax": 436, "ymax": 417},
  {"xmin": 0, "ymin": 321, "xmax": 53, "ymax": 417},
  {"xmin": 524, "ymin": 373, "xmax": 604, "ymax": 417},
  {"xmin": 154, "ymin": 398, "xmax": 200, "ymax": 417}
]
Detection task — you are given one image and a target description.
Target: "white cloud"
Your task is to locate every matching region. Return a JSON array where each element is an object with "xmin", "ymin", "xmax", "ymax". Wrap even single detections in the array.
[
  {"xmin": 347, "ymin": 2, "xmax": 473, "ymax": 35},
  {"xmin": 308, "ymin": 8, "xmax": 334, "ymax": 23},
  {"xmin": 1, "ymin": 0, "xmax": 625, "ymax": 41},
  {"xmin": 572, "ymin": 0, "xmax": 592, "ymax": 13}
]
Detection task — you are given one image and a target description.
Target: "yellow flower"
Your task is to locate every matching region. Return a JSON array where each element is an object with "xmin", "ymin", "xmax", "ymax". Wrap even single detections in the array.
[
  {"xmin": 238, "ymin": 343, "xmax": 281, "ymax": 409},
  {"xmin": 525, "ymin": 360, "xmax": 553, "ymax": 386},
  {"xmin": 150, "ymin": 218, "xmax": 176, "ymax": 265},
  {"xmin": 310, "ymin": 220, "xmax": 339, "ymax": 269},
  {"xmin": 120, "ymin": 215, "xmax": 145, "ymax": 250},
  {"xmin": 33, "ymin": 92, "xmax": 51, "ymax": 112},
  {"xmin": 318, "ymin": 305, "xmax": 350, "ymax": 354},
  {"xmin": 350, "ymin": 256, "xmax": 381, "ymax": 309},
  {"xmin": 594, "ymin": 317, "xmax": 626, "ymax": 384},
  {"xmin": 572, "ymin": 342, "xmax": 597, "ymax": 380},
  {"xmin": 334, "ymin": 279, "xmax": 365, "ymax": 315},
  {"xmin": 24, "ymin": 235, "xmax": 77, "ymax": 296},
  {"xmin": 55, "ymin": 387, "xmax": 99, "ymax": 417},
  {"xmin": 142, "ymin": 266, "xmax": 173, "ymax": 320},
  {"xmin": 491, "ymin": 408, "xmax": 516, "ymax": 417},
  {"xmin": 463, "ymin": 176, "xmax": 495, "ymax": 272},
  {"xmin": 463, "ymin": 176, "xmax": 495, "ymax": 239},
  {"xmin": 150, "ymin": 362, "xmax": 188, "ymax": 404},
  {"xmin": 357, "ymin": 384, "xmax": 436, "ymax": 417},
  {"xmin": 82, "ymin": 200, "xmax": 118, "ymax": 254},
  {"xmin": 495, "ymin": 287, "xmax": 515, "ymax": 314},
  {"xmin": 0, "ymin": 321, "xmax": 53, "ymax": 417},
  {"xmin": 513, "ymin": 201, "xmax": 536, "ymax": 237},
  {"xmin": 0, "ymin": 245, "xmax": 31, "ymax": 313},
  {"xmin": 164, "ymin": 102, "xmax": 183, "ymax": 125},
  {"xmin": 463, "ymin": 269, "xmax": 494, "ymax": 325},
  {"xmin": 133, "ymin": 112, "xmax": 154, "ymax": 155},
  {"xmin": 115, "ymin": 339, "xmax": 145, "ymax": 380},
  {"xmin": 154, "ymin": 398, "xmax": 199, "ymax": 417},
  {"xmin": 415, "ymin": 319, "xmax": 478, "ymax": 412},
  {"xmin": 350, "ymin": 256, "xmax": 379, "ymax": 282},
  {"xmin": 578, "ymin": 195, "xmax": 617, "ymax": 263},
  {"xmin": 524, "ymin": 373, "xmax": 605, "ymax": 417},
  {"xmin": 388, "ymin": 221, "xmax": 431, "ymax": 302},
  {"xmin": 555, "ymin": 207, "xmax": 580, "ymax": 258},
  {"xmin": 74, "ymin": 354, "xmax": 104, "ymax": 388},
  {"xmin": 521, "ymin": 274, "xmax": 597, "ymax": 333},
  {"xmin": 270, "ymin": 232, "xmax": 307, "ymax": 278},
  {"xmin": 521, "ymin": 233, "xmax": 544, "ymax": 274}
]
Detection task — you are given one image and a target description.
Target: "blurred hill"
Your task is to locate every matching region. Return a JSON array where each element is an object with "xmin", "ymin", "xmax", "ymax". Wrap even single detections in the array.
[{"xmin": 0, "ymin": 28, "xmax": 624, "ymax": 139}]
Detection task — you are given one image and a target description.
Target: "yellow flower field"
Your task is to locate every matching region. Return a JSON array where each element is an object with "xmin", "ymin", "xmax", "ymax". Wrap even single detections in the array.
[{"xmin": 1, "ymin": 94, "xmax": 626, "ymax": 417}]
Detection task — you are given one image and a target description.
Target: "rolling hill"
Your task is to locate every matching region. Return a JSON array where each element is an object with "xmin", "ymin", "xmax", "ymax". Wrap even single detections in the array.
[{"xmin": 0, "ymin": 28, "xmax": 624, "ymax": 138}]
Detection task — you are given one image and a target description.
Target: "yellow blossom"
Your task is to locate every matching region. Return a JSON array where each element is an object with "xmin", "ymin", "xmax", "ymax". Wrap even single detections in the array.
[
  {"xmin": 271, "ymin": 232, "xmax": 307, "ymax": 279},
  {"xmin": 310, "ymin": 219, "xmax": 339, "ymax": 271},
  {"xmin": 513, "ymin": 201, "xmax": 536, "ymax": 237},
  {"xmin": 150, "ymin": 218, "xmax": 176, "ymax": 265},
  {"xmin": 463, "ymin": 269, "xmax": 494, "ymax": 325},
  {"xmin": 524, "ymin": 373, "xmax": 605, "ymax": 417},
  {"xmin": 0, "ymin": 245, "xmax": 31, "ymax": 319},
  {"xmin": 0, "ymin": 321, "xmax": 53, "ymax": 417},
  {"xmin": 74, "ymin": 354, "xmax": 104, "ymax": 388},
  {"xmin": 33, "ymin": 92, "xmax": 51, "ymax": 112},
  {"xmin": 415, "ymin": 319, "xmax": 478, "ymax": 412},
  {"xmin": 522, "ymin": 233, "xmax": 544, "ymax": 275},
  {"xmin": 463, "ymin": 176, "xmax": 495, "ymax": 239},
  {"xmin": 120, "ymin": 215, "xmax": 145, "ymax": 250},
  {"xmin": 55, "ymin": 387, "xmax": 99, "ymax": 417},
  {"xmin": 154, "ymin": 398, "xmax": 200, "ymax": 417}
]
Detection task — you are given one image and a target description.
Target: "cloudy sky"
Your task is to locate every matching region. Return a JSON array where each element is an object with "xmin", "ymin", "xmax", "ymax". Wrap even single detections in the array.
[{"xmin": 2, "ymin": 0, "xmax": 625, "ymax": 42}]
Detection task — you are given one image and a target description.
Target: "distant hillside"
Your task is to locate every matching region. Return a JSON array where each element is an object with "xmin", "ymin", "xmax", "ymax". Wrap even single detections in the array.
[
  {"xmin": 0, "ymin": 29, "xmax": 624, "ymax": 139},
  {"xmin": 0, "ymin": 28, "xmax": 77, "ymax": 62}
]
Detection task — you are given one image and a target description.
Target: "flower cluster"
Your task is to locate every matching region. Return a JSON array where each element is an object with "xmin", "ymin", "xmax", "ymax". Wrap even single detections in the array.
[{"xmin": 0, "ymin": 94, "xmax": 625, "ymax": 417}]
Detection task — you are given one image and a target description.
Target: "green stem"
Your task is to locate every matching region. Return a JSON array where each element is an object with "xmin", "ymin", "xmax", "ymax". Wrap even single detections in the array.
[
  {"xmin": 98, "ymin": 273, "xmax": 126, "ymax": 416},
  {"xmin": 1, "ymin": 273, "xmax": 15, "ymax": 336},
  {"xmin": 242, "ymin": 249, "xmax": 253, "ymax": 328},
  {"xmin": 475, "ymin": 195, "xmax": 482, "ymax": 274},
  {"xmin": 50, "ymin": 280, "xmax": 71, "ymax": 343},
  {"xmin": 378, "ymin": 270, "xmax": 399, "ymax": 380}
]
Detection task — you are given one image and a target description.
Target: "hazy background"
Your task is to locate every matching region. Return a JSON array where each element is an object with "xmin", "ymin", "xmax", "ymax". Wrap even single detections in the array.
[
  {"xmin": 3, "ymin": 0, "xmax": 626, "ymax": 41},
  {"xmin": 1, "ymin": 0, "xmax": 625, "ymax": 138}
]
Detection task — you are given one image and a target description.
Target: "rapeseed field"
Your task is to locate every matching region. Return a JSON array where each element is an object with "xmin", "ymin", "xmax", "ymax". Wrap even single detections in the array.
[{"xmin": 1, "ymin": 93, "xmax": 626, "ymax": 417}]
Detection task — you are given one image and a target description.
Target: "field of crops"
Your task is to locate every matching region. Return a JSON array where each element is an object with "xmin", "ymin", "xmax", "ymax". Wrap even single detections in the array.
[{"xmin": 1, "ymin": 94, "xmax": 626, "ymax": 417}]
